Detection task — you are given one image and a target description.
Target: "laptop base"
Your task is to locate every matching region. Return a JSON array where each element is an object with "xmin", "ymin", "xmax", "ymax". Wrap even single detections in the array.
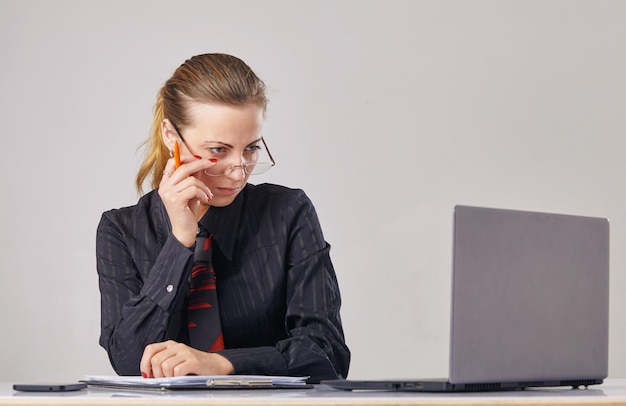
[{"xmin": 321, "ymin": 378, "xmax": 604, "ymax": 392}]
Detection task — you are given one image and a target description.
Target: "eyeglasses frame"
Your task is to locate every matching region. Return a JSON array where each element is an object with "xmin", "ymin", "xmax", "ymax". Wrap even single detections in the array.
[{"xmin": 169, "ymin": 121, "xmax": 276, "ymax": 176}]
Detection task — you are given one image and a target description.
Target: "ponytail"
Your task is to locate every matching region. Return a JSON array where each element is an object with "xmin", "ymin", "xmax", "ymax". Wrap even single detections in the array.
[{"xmin": 135, "ymin": 92, "xmax": 170, "ymax": 194}]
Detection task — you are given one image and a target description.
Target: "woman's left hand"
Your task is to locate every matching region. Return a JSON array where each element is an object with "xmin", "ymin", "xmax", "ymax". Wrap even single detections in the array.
[{"xmin": 140, "ymin": 340, "xmax": 234, "ymax": 378}]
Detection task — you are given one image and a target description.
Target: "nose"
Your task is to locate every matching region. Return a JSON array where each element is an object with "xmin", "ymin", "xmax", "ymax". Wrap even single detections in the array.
[
  {"xmin": 225, "ymin": 165, "xmax": 246, "ymax": 180},
  {"xmin": 225, "ymin": 156, "xmax": 247, "ymax": 180}
]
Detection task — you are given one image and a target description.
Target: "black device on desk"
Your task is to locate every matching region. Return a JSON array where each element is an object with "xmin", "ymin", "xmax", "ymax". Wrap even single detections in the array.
[{"xmin": 13, "ymin": 382, "xmax": 87, "ymax": 392}]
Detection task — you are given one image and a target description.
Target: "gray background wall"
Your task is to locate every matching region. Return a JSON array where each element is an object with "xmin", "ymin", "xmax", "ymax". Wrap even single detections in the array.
[{"xmin": 1, "ymin": 0, "xmax": 625, "ymax": 381}]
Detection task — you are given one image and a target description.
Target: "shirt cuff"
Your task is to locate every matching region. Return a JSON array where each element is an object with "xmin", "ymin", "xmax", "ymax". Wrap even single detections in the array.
[
  {"xmin": 140, "ymin": 235, "xmax": 193, "ymax": 311},
  {"xmin": 217, "ymin": 346, "xmax": 288, "ymax": 376}
]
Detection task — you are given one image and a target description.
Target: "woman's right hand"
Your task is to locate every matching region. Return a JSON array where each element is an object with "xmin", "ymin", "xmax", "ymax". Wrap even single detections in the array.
[{"xmin": 158, "ymin": 156, "xmax": 216, "ymax": 247}]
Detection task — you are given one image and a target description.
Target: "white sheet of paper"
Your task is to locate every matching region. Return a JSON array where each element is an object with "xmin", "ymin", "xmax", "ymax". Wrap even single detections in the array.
[{"xmin": 83, "ymin": 375, "xmax": 309, "ymax": 388}]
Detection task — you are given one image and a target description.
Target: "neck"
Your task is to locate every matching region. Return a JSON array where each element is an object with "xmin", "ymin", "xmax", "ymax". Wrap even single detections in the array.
[{"xmin": 196, "ymin": 202, "xmax": 211, "ymax": 222}]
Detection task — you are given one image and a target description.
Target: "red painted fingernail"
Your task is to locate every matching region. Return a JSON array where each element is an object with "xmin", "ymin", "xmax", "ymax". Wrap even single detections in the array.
[
  {"xmin": 141, "ymin": 372, "xmax": 148, "ymax": 379},
  {"xmin": 194, "ymin": 155, "xmax": 202, "ymax": 159},
  {"xmin": 209, "ymin": 158, "xmax": 217, "ymax": 163}
]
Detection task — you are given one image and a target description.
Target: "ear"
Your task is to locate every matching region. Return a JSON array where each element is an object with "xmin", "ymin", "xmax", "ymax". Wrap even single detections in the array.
[{"xmin": 161, "ymin": 119, "xmax": 178, "ymax": 151}]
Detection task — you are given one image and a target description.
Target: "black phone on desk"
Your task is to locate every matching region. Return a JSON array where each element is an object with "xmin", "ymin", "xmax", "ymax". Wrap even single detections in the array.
[{"xmin": 13, "ymin": 382, "xmax": 87, "ymax": 392}]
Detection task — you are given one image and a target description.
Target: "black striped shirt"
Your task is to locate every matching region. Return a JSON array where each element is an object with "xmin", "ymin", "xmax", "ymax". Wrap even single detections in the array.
[{"xmin": 96, "ymin": 183, "xmax": 350, "ymax": 382}]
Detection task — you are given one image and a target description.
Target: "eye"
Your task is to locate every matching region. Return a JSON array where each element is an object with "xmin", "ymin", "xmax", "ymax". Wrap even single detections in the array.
[
  {"xmin": 209, "ymin": 146, "xmax": 227, "ymax": 154},
  {"xmin": 245, "ymin": 144, "xmax": 261, "ymax": 152}
]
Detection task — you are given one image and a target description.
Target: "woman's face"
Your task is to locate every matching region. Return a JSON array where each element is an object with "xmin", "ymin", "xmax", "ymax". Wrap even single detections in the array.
[{"xmin": 174, "ymin": 102, "xmax": 264, "ymax": 207}]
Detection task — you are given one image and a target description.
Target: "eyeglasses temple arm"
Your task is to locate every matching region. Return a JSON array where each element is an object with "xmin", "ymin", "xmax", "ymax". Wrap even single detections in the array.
[{"xmin": 262, "ymin": 137, "xmax": 276, "ymax": 166}]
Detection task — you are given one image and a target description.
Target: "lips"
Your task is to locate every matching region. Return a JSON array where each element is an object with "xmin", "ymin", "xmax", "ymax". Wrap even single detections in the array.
[{"xmin": 215, "ymin": 186, "xmax": 241, "ymax": 196}]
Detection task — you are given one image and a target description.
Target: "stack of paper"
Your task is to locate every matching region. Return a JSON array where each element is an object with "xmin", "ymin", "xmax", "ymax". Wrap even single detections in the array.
[{"xmin": 82, "ymin": 375, "xmax": 310, "ymax": 390}]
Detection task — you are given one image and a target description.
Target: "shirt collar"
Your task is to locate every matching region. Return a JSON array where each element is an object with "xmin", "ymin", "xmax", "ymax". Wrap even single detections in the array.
[
  {"xmin": 197, "ymin": 185, "xmax": 247, "ymax": 261},
  {"xmin": 156, "ymin": 185, "xmax": 247, "ymax": 261}
]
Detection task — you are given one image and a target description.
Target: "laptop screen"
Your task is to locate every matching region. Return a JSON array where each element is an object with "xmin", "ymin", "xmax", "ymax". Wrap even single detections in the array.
[{"xmin": 449, "ymin": 206, "xmax": 609, "ymax": 384}]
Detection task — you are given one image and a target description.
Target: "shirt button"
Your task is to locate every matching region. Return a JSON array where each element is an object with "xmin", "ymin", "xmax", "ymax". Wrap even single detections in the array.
[{"xmin": 166, "ymin": 284, "xmax": 174, "ymax": 293}]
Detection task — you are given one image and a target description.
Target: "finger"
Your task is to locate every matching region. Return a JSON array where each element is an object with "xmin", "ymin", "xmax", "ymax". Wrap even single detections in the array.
[
  {"xmin": 194, "ymin": 184, "xmax": 213, "ymax": 204},
  {"xmin": 174, "ymin": 154, "xmax": 215, "ymax": 176},
  {"xmin": 160, "ymin": 353, "xmax": 190, "ymax": 377},
  {"xmin": 178, "ymin": 176, "xmax": 213, "ymax": 201},
  {"xmin": 170, "ymin": 359, "xmax": 195, "ymax": 377},
  {"xmin": 149, "ymin": 347, "xmax": 174, "ymax": 379},
  {"xmin": 186, "ymin": 177, "xmax": 213, "ymax": 203},
  {"xmin": 165, "ymin": 176, "xmax": 214, "ymax": 207},
  {"xmin": 150, "ymin": 341, "xmax": 188, "ymax": 378},
  {"xmin": 159, "ymin": 160, "xmax": 178, "ymax": 184},
  {"xmin": 150, "ymin": 358, "xmax": 164, "ymax": 378},
  {"xmin": 161, "ymin": 156, "xmax": 216, "ymax": 193},
  {"xmin": 160, "ymin": 156, "xmax": 204, "ymax": 185},
  {"xmin": 164, "ymin": 346, "xmax": 206, "ymax": 377},
  {"xmin": 140, "ymin": 342, "xmax": 168, "ymax": 378}
]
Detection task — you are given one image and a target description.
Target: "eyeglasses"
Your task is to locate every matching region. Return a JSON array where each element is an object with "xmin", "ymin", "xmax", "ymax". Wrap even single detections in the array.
[
  {"xmin": 171, "ymin": 122, "xmax": 276, "ymax": 177},
  {"xmin": 203, "ymin": 137, "xmax": 275, "ymax": 176}
]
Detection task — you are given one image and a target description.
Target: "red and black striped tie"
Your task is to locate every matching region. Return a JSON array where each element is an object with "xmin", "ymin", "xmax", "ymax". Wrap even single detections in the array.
[{"xmin": 187, "ymin": 228, "xmax": 224, "ymax": 352}]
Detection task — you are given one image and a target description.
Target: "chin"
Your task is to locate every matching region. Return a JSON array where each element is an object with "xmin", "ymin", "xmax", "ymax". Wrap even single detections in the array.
[{"xmin": 210, "ymin": 196, "xmax": 237, "ymax": 208}]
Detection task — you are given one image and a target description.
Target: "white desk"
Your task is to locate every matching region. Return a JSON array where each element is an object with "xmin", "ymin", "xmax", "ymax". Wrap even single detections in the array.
[{"xmin": 3, "ymin": 379, "xmax": 626, "ymax": 406}]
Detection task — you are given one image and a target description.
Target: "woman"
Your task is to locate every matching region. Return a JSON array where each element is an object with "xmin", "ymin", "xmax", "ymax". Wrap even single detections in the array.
[{"xmin": 96, "ymin": 53, "xmax": 350, "ymax": 382}]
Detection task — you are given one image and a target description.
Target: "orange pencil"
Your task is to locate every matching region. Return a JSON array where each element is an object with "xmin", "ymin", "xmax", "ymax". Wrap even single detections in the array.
[{"xmin": 173, "ymin": 140, "xmax": 181, "ymax": 169}]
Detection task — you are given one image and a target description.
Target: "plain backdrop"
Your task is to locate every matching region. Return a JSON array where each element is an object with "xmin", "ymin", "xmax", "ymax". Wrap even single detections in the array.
[{"xmin": 1, "ymin": 0, "xmax": 625, "ymax": 382}]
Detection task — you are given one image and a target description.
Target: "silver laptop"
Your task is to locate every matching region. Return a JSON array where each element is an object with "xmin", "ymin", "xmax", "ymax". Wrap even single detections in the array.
[{"xmin": 323, "ymin": 205, "xmax": 609, "ymax": 392}]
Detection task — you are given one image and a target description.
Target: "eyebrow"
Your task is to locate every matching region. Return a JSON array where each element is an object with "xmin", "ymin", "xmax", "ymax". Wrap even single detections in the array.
[{"xmin": 199, "ymin": 137, "xmax": 263, "ymax": 148}]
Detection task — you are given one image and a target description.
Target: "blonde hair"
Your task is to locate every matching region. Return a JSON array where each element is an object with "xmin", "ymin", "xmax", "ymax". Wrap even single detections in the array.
[{"xmin": 135, "ymin": 53, "xmax": 267, "ymax": 193}]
